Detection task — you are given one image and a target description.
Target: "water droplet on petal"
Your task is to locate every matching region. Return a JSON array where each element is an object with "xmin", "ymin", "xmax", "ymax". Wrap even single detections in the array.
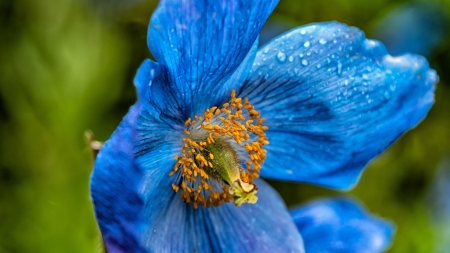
[
  {"xmin": 288, "ymin": 55, "xmax": 294, "ymax": 62},
  {"xmin": 319, "ymin": 38, "xmax": 327, "ymax": 44},
  {"xmin": 263, "ymin": 47, "xmax": 270, "ymax": 54},
  {"xmin": 277, "ymin": 52, "xmax": 286, "ymax": 62},
  {"xmin": 302, "ymin": 59, "xmax": 309, "ymax": 66},
  {"xmin": 337, "ymin": 61, "xmax": 343, "ymax": 76},
  {"xmin": 304, "ymin": 41, "xmax": 311, "ymax": 47},
  {"xmin": 300, "ymin": 29, "xmax": 307, "ymax": 35}
]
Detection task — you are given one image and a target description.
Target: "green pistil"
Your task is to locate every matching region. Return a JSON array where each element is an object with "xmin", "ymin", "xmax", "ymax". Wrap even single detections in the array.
[{"xmin": 201, "ymin": 139, "xmax": 258, "ymax": 206}]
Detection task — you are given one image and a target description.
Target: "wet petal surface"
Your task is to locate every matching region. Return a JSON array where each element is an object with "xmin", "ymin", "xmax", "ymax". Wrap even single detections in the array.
[
  {"xmin": 148, "ymin": 0, "xmax": 278, "ymax": 117},
  {"xmin": 239, "ymin": 22, "xmax": 437, "ymax": 189}
]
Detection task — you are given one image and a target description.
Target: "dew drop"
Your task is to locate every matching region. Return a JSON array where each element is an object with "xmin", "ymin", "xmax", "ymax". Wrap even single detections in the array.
[
  {"xmin": 319, "ymin": 38, "xmax": 327, "ymax": 44},
  {"xmin": 277, "ymin": 52, "xmax": 286, "ymax": 62},
  {"xmin": 304, "ymin": 41, "xmax": 311, "ymax": 47},
  {"xmin": 302, "ymin": 59, "xmax": 309, "ymax": 66},
  {"xmin": 263, "ymin": 47, "xmax": 270, "ymax": 54},
  {"xmin": 316, "ymin": 63, "xmax": 321, "ymax": 68},
  {"xmin": 300, "ymin": 29, "xmax": 307, "ymax": 35},
  {"xmin": 288, "ymin": 55, "xmax": 294, "ymax": 62},
  {"xmin": 337, "ymin": 61, "xmax": 343, "ymax": 75}
]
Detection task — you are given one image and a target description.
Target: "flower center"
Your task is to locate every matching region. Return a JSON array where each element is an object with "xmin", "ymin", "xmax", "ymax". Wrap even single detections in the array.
[{"xmin": 169, "ymin": 90, "xmax": 269, "ymax": 209}]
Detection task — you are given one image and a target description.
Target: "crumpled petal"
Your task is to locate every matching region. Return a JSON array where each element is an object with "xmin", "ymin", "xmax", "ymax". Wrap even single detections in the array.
[
  {"xmin": 133, "ymin": 59, "xmax": 187, "ymax": 128},
  {"xmin": 147, "ymin": 0, "xmax": 278, "ymax": 117},
  {"xmin": 140, "ymin": 177, "xmax": 304, "ymax": 253},
  {"xmin": 90, "ymin": 104, "xmax": 147, "ymax": 253},
  {"xmin": 239, "ymin": 22, "xmax": 437, "ymax": 189},
  {"xmin": 291, "ymin": 197, "xmax": 394, "ymax": 253}
]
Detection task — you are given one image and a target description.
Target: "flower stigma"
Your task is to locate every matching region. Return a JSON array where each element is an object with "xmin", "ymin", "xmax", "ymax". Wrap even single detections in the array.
[{"xmin": 169, "ymin": 90, "xmax": 269, "ymax": 209}]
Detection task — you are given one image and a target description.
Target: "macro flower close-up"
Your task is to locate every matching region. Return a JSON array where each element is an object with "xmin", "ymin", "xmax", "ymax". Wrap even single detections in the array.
[{"xmin": 89, "ymin": 0, "xmax": 437, "ymax": 252}]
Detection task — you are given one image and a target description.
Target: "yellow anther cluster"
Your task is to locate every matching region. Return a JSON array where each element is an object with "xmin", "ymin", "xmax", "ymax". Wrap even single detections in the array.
[
  {"xmin": 169, "ymin": 90, "xmax": 269, "ymax": 208},
  {"xmin": 201, "ymin": 90, "xmax": 269, "ymax": 181}
]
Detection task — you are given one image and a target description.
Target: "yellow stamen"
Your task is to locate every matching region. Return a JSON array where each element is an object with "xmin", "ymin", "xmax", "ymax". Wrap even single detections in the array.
[{"xmin": 169, "ymin": 90, "xmax": 269, "ymax": 208}]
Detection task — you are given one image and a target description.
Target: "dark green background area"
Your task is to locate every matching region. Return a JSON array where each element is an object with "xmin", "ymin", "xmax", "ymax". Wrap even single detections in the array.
[{"xmin": 1, "ymin": 0, "xmax": 449, "ymax": 252}]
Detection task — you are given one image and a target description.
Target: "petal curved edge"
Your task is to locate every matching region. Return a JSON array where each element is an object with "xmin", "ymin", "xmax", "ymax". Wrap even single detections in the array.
[
  {"xmin": 239, "ymin": 21, "xmax": 437, "ymax": 189},
  {"xmin": 140, "ymin": 178, "xmax": 304, "ymax": 253},
  {"xmin": 134, "ymin": 59, "xmax": 160, "ymax": 102},
  {"xmin": 90, "ymin": 104, "xmax": 147, "ymax": 253},
  {"xmin": 148, "ymin": 0, "xmax": 278, "ymax": 116},
  {"xmin": 290, "ymin": 197, "xmax": 394, "ymax": 253}
]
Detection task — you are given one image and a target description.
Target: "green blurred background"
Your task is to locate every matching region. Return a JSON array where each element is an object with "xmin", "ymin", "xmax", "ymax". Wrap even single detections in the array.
[{"xmin": 1, "ymin": 0, "xmax": 449, "ymax": 252}]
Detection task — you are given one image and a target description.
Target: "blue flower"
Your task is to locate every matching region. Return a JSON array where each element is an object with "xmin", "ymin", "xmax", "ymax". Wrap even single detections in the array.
[
  {"xmin": 90, "ymin": 0, "xmax": 437, "ymax": 252},
  {"xmin": 291, "ymin": 197, "xmax": 394, "ymax": 253}
]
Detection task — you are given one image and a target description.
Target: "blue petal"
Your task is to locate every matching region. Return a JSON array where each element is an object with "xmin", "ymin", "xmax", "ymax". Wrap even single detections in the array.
[
  {"xmin": 239, "ymin": 22, "xmax": 437, "ymax": 189},
  {"xmin": 215, "ymin": 38, "xmax": 259, "ymax": 106},
  {"xmin": 290, "ymin": 197, "xmax": 394, "ymax": 253},
  {"xmin": 134, "ymin": 106, "xmax": 182, "ymax": 168},
  {"xmin": 133, "ymin": 58, "xmax": 187, "ymax": 127},
  {"xmin": 148, "ymin": 0, "xmax": 278, "ymax": 117},
  {"xmin": 134, "ymin": 41, "xmax": 258, "ymax": 127},
  {"xmin": 90, "ymin": 104, "xmax": 147, "ymax": 253},
  {"xmin": 140, "ymin": 177, "xmax": 304, "ymax": 253}
]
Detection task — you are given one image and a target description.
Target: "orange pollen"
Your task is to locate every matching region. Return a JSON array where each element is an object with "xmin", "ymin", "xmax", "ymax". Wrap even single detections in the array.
[{"xmin": 168, "ymin": 90, "xmax": 269, "ymax": 208}]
